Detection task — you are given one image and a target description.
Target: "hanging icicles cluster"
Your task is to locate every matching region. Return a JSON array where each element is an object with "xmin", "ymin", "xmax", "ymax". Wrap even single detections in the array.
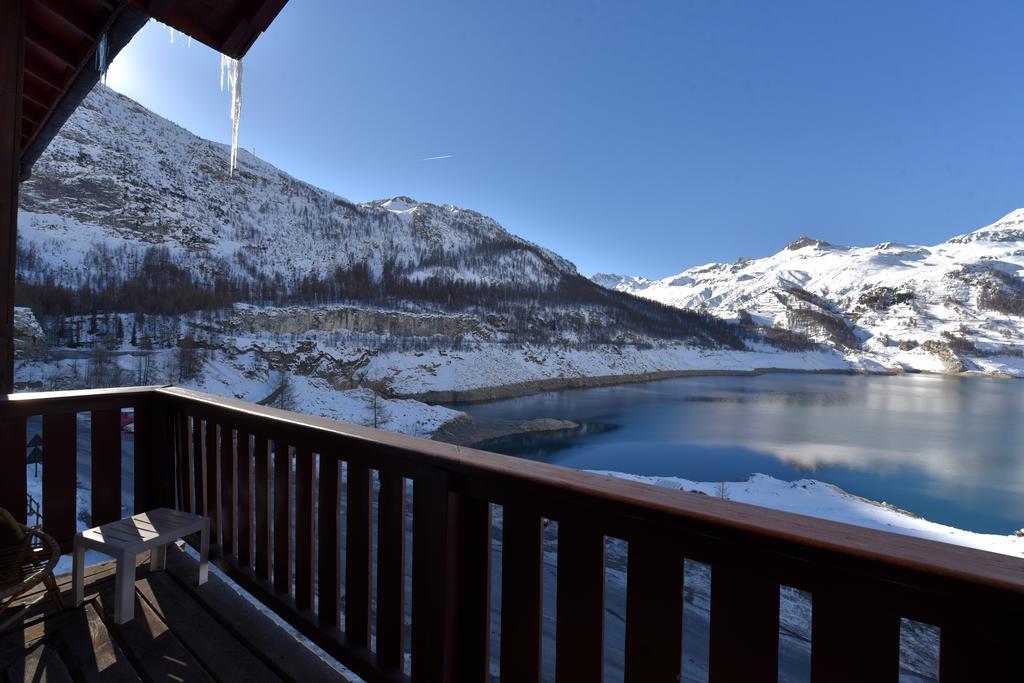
[
  {"xmin": 95, "ymin": 33, "xmax": 109, "ymax": 83},
  {"xmin": 220, "ymin": 55, "xmax": 244, "ymax": 177}
]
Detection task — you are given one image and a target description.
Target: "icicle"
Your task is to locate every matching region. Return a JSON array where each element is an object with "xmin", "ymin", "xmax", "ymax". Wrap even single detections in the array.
[
  {"xmin": 227, "ymin": 58, "xmax": 244, "ymax": 176},
  {"xmin": 95, "ymin": 33, "xmax": 109, "ymax": 83},
  {"xmin": 219, "ymin": 54, "xmax": 229, "ymax": 91},
  {"xmin": 187, "ymin": 36, "xmax": 192, "ymax": 48},
  {"xmin": 168, "ymin": 27, "xmax": 175, "ymax": 43}
]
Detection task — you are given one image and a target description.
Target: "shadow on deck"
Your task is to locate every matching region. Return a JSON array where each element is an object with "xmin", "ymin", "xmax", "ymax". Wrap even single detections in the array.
[{"xmin": 0, "ymin": 546, "xmax": 350, "ymax": 682}]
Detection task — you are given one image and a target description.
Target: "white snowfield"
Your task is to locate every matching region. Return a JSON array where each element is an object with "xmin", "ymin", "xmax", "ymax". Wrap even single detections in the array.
[
  {"xmin": 596, "ymin": 210, "xmax": 1024, "ymax": 376},
  {"xmin": 596, "ymin": 471, "xmax": 1024, "ymax": 559}
]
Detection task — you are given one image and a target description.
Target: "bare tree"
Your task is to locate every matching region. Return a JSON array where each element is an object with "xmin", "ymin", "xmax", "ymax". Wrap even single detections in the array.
[
  {"xmin": 368, "ymin": 391, "xmax": 390, "ymax": 429},
  {"xmin": 274, "ymin": 370, "xmax": 297, "ymax": 411}
]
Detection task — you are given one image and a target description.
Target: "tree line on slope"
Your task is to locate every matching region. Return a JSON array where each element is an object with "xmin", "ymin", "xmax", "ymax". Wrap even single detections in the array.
[{"xmin": 18, "ymin": 242, "xmax": 757, "ymax": 348}]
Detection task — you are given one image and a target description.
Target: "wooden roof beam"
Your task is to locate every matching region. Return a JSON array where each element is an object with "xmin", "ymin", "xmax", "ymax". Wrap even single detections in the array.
[
  {"xmin": 25, "ymin": 33, "xmax": 83, "ymax": 73},
  {"xmin": 24, "ymin": 60, "xmax": 67, "ymax": 92},
  {"xmin": 34, "ymin": 0, "xmax": 105, "ymax": 40}
]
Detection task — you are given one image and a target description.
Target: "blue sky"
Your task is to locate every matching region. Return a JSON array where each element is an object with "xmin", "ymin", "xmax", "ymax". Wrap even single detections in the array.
[{"xmin": 107, "ymin": 1, "xmax": 1024, "ymax": 278}]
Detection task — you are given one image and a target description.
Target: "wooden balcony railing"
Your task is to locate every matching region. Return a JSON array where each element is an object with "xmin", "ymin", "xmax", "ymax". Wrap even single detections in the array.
[{"xmin": 2, "ymin": 385, "xmax": 1023, "ymax": 682}]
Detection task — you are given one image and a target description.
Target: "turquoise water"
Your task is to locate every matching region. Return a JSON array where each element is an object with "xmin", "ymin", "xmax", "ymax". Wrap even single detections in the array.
[{"xmin": 454, "ymin": 373, "xmax": 1024, "ymax": 534}]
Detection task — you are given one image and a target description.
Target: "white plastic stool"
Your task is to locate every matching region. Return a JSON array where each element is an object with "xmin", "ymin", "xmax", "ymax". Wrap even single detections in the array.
[{"xmin": 72, "ymin": 508, "xmax": 209, "ymax": 624}]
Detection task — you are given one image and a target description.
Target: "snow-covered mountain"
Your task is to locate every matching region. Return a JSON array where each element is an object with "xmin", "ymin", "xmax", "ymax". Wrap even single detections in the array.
[
  {"xmin": 16, "ymin": 84, "xmax": 795, "ymax": 430},
  {"xmin": 594, "ymin": 214, "xmax": 1024, "ymax": 375},
  {"xmin": 17, "ymin": 84, "xmax": 746, "ymax": 352}
]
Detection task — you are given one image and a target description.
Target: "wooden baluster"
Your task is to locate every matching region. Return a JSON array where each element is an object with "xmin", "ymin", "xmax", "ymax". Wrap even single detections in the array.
[
  {"xmin": 294, "ymin": 447, "xmax": 315, "ymax": 612},
  {"xmin": 376, "ymin": 471, "xmax": 406, "ymax": 668},
  {"xmin": 345, "ymin": 462, "xmax": 372, "ymax": 647},
  {"xmin": 237, "ymin": 432, "xmax": 253, "ymax": 569},
  {"xmin": 811, "ymin": 584, "xmax": 899, "ymax": 682},
  {"xmin": 253, "ymin": 435, "xmax": 271, "ymax": 581},
  {"xmin": 452, "ymin": 495, "xmax": 492, "ymax": 682},
  {"xmin": 625, "ymin": 537, "xmax": 684, "ymax": 683},
  {"xmin": 500, "ymin": 508, "xmax": 543, "ymax": 683},
  {"xmin": 176, "ymin": 413, "xmax": 192, "ymax": 512},
  {"xmin": 273, "ymin": 442, "xmax": 292, "ymax": 596},
  {"xmin": 0, "ymin": 415, "xmax": 26, "ymax": 523},
  {"xmin": 318, "ymin": 454, "xmax": 340, "ymax": 629},
  {"xmin": 219, "ymin": 425, "xmax": 234, "ymax": 555},
  {"xmin": 206, "ymin": 421, "xmax": 219, "ymax": 545},
  {"xmin": 709, "ymin": 559, "xmax": 778, "ymax": 682},
  {"xmin": 940, "ymin": 609, "xmax": 1019, "ymax": 682},
  {"xmin": 411, "ymin": 472, "xmax": 450, "ymax": 681},
  {"xmin": 132, "ymin": 398, "xmax": 174, "ymax": 513},
  {"xmin": 555, "ymin": 520, "xmax": 605, "ymax": 682},
  {"xmin": 192, "ymin": 417, "xmax": 204, "ymax": 515},
  {"xmin": 42, "ymin": 412, "xmax": 76, "ymax": 549},
  {"xmin": 90, "ymin": 408, "xmax": 121, "ymax": 526}
]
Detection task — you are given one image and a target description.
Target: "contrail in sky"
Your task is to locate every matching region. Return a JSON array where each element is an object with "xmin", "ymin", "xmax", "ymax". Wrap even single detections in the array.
[{"xmin": 417, "ymin": 154, "xmax": 453, "ymax": 161}]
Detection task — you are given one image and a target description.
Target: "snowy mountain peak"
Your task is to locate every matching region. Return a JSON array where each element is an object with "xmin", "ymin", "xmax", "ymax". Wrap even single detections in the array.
[
  {"xmin": 590, "ymin": 273, "xmax": 651, "ymax": 291},
  {"xmin": 992, "ymin": 208, "xmax": 1024, "ymax": 226},
  {"xmin": 947, "ymin": 209, "xmax": 1024, "ymax": 245},
  {"xmin": 378, "ymin": 196, "xmax": 420, "ymax": 213},
  {"xmin": 785, "ymin": 236, "xmax": 832, "ymax": 251}
]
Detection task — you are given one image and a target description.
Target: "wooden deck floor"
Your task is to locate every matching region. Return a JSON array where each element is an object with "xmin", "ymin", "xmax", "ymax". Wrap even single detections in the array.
[{"xmin": 0, "ymin": 546, "xmax": 351, "ymax": 682}]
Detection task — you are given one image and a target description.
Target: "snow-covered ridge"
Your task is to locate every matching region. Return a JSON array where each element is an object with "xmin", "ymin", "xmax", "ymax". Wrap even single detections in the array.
[
  {"xmin": 19, "ymin": 85, "xmax": 574, "ymax": 292},
  {"xmin": 593, "ymin": 211, "xmax": 1024, "ymax": 376}
]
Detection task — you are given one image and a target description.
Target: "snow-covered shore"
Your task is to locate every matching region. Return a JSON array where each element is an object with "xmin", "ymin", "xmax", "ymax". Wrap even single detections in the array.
[{"xmin": 595, "ymin": 471, "xmax": 1024, "ymax": 559}]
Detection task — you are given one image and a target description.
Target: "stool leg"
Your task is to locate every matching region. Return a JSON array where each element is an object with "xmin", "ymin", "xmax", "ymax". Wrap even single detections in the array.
[
  {"xmin": 113, "ymin": 553, "xmax": 135, "ymax": 624},
  {"xmin": 72, "ymin": 539, "xmax": 85, "ymax": 607},
  {"xmin": 198, "ymin": 520, "xmax": 209, "ymax": 586},
  {"xmin": 151, "ymin": 544, "xmax": 167, "ymax": 572},
  {"xmin": 42, "ymin": 573, "xmax": 64, "ymax": 610}
]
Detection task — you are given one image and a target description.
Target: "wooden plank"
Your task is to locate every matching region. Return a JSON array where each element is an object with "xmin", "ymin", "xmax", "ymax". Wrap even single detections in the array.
[
  {"xmin": 411, "ymin": 472, "xmax": 451, "ymax": 681},
  {"xmin": 939, "ymin": 611, "xmax": 1019, "ymax": 682},
  {"xmin": 344, "ymin": 462, "xmax": 372, "ymax": 647},
  {"xmin": 451, "ymin": 495, "xmax": 491, "ymax": 682},
  {"xmin": 375, "ymin": 471, "xmax": 405, "ymax": 669},
  {"xmin": 500, "ymin": 507, "xmax": 543, "ymax": 683},
  {"xmin": 237, "ymin": 432, "xmax": 253, "ymax": 568},
  {"xmin": 273, "ymin": 442, "xmax": 291, "ymax": 596},
  {"xmin": 90, "ymin": 408, "xmax": 121, "ymax": 526},
  {"xmin": 318, "ymin": 454, "xmax": 340, "ymax": 629},
  {"xmin": 555, "ymin": 520, "xmax": 605, "ymax": 682},
  {"xmin": 135, "ymin": 572, "xmax": 281, "ymax": 682},
  {"xmin": 0, "ymin": 0, "xmax": 24, "ymax": 396},
  {"xmin": 48, "ymin": 602, "xmax": 140, "ymax": 682},
  {"xmin": 93, "ymin": 584, "xmax": 215, "ymax": 683},
  {"xmin": 9, "ymin": 640, "xmax": 74, "ymax": 683},
  {"xmin": 0, "ymin": 415, "xmax": 26, "ymax": 523},
  {"xmin": 42, "ymin": 412, "xmax": 76, "ymax": 547},
  {"xmin": 624, "ymin": 537, "xmax": 683, "ymax": 683},
  {"xmin": 205, "ymin": 421, "xmax": 219, "ymax": 545},
  {"xmin": 811, "ymin": 585, "xmax": 899, "ymax": 682},
  {"xmin": 161, "ymin": 547, "xmax": 349, "ymax": 682},
  {"xmin": 294, "ymin": 447, "xmax": 315, "ymax": 612},
  {"xmin": 253, "ymin": 435, "xmax": 271, "ymax": 581},
  {"xmin": 708, "ymin": 559, "xmax": 778, "ymax": 682},
  {"xmin": 220, "ymin": 424, "xmax": 235, "ymax": 555}
]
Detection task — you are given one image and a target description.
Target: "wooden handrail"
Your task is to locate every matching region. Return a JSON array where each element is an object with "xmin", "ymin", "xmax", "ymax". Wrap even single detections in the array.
[
  {"xmin": 153, "ymin": 386, "xmax": 1024, "ymax": 603},
  {"xmin": 4, "ymin": 385, "xmax": 1023, "ymax": 681}
]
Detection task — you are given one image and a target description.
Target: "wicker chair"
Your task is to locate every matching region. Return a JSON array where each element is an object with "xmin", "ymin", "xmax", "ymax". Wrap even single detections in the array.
[{"xmin": 0, "ymin": 524, "xmax": 63, "ymax": 631}]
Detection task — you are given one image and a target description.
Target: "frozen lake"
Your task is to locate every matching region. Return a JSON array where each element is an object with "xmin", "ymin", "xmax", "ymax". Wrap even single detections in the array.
[{"xmin": 456, "ymin": 372, "xmax": 1024, "ymax": 534}]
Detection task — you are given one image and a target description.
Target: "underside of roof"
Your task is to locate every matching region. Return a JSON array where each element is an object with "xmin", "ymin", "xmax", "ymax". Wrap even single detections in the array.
[{"xmin": 18, "ymin": 0, "xmax": 287, "ymax": 178}]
